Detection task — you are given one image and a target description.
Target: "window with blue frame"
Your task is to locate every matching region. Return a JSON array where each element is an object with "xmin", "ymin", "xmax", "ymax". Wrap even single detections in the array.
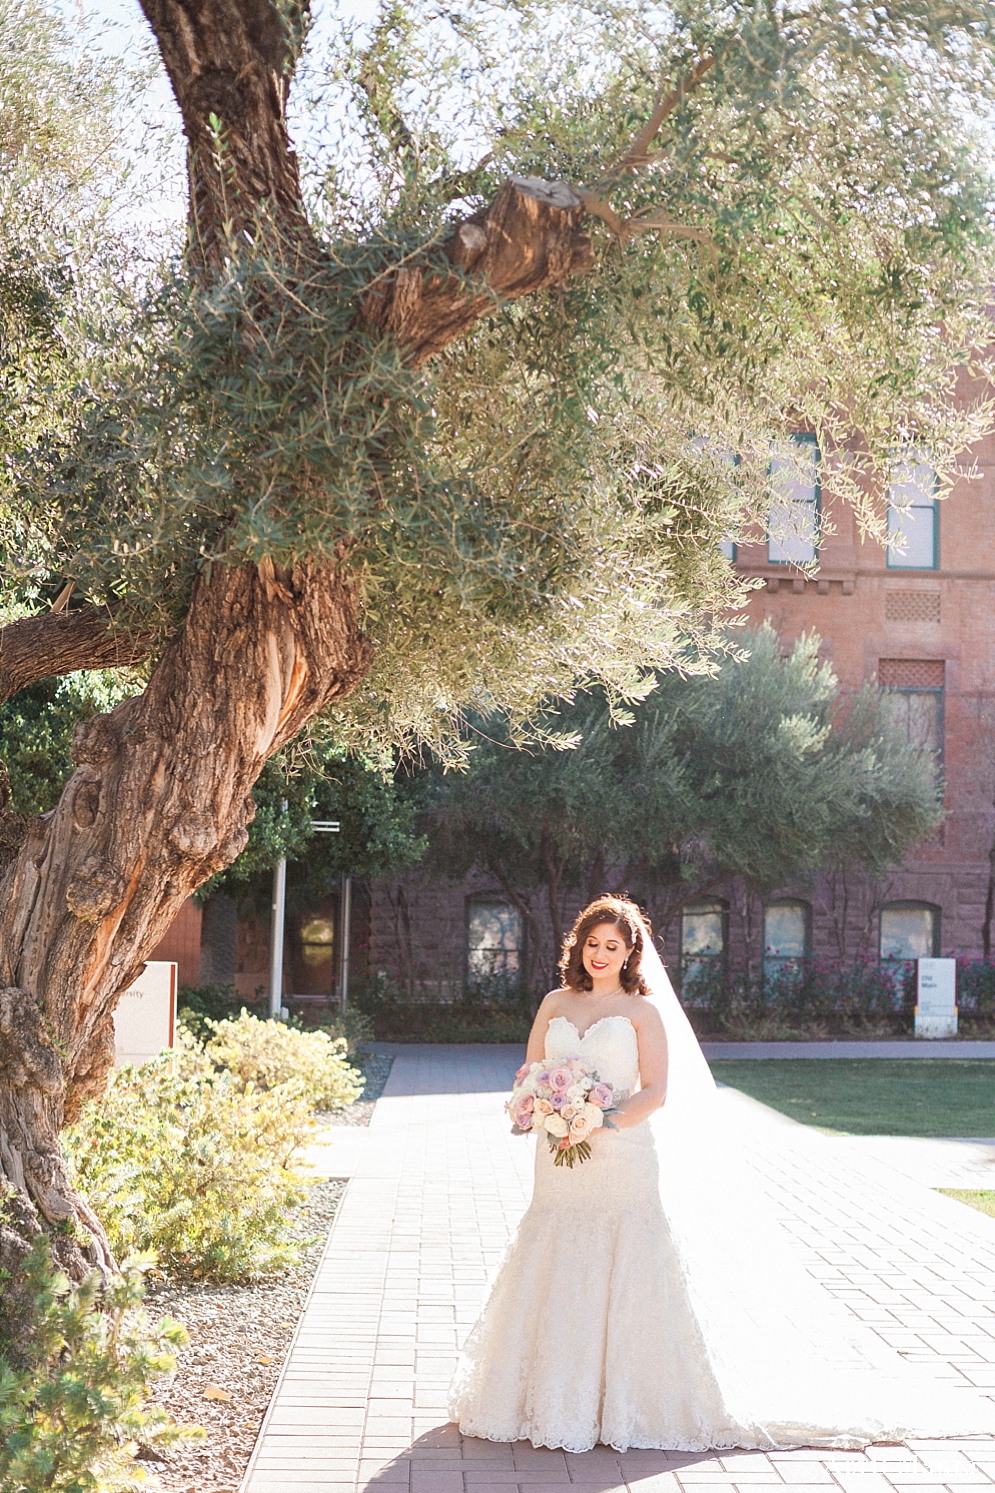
[
  {"xmin": 887, "ymin": 459, "xmax": 938, "ymax": 570},
  {"xmin": 767, "ymin": 435, "xmax": 820, "ymax": 564}
]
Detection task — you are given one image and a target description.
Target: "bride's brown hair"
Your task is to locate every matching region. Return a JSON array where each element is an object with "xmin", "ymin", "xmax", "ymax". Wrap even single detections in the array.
[{"xmin": 558, "ymin": 896, "xmax": 652, "ymax": 995}]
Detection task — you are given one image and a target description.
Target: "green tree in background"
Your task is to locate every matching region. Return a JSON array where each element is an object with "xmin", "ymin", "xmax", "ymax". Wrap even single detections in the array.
[
  {"xmin": 425, "ymin": 628, "xmax": 942, "ymax": 992},
  {"xmin": 212, "ymin": 743, "xmax": 426, "ymax": 902},
  {"xmin": 0, "ymin": 674, "xmax": 139, "ymax": 820}
]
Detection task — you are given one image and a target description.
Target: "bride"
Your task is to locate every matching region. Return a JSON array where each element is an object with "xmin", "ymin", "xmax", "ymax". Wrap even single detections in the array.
[{"xmin": 448, "ymin": 895, "xmax": 995, "ymax": 1453}]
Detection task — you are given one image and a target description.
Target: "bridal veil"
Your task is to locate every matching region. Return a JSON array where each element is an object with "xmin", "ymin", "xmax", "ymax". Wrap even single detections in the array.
[{"xmin": 639, "ymin": 916, "xmax": 995, "ymax": 1442}]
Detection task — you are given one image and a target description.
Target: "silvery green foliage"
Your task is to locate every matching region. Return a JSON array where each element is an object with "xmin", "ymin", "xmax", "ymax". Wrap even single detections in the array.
[{"xmin": 2, "ymin": 0, "xmax": 995, "ymax": 753}]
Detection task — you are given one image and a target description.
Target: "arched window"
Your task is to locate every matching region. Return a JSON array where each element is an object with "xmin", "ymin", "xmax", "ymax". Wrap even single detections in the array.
[
  {"xmin": 879, "ymin": 902, "xmax": 939, "ymax": 965},
  {"xmin": 680, "ymin": 900, "xmax": 728, "ymax": 993},
  {"xmin": 466, "ymin": 897, "xmax": 524, "ymax": 981},
  {"xmin": 763, "ymin": 901, "xmax": 811, "ymax": 979}
]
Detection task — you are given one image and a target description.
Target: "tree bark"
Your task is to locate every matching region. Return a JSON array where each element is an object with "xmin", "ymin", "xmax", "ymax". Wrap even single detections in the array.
[
  {"xmin": 0, "ymin": 561, "xmax": 368, "ymax": 1258},
  {"xmin": 138, "ymin": 0, "xmax": 317, "ymax": 273},
  {"xmin": 361, "ymin": 177, "xmax": 593, "ymax": 366},
  {"xmin": 0, "ymin": 608, "xmax": 151, "ymax": 706},
  {"xmin": 540, "ymin": 828, "xmax": 566, "ymax": 975}
]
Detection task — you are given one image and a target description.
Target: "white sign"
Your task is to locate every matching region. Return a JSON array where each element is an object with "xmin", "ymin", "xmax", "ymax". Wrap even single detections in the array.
[
  {"xmin": 915, "ymin": 957, "xmax": 957, "ymax": 1038},
  {"xmin": 113, "ymin": 961, "xmax": 177, "ymax": 1066}
]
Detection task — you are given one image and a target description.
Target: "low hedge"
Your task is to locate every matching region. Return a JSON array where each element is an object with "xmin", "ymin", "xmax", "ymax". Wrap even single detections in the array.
[{"xmin": 679, "ymin": 956, "xmax": 995, "ymax": 1038}]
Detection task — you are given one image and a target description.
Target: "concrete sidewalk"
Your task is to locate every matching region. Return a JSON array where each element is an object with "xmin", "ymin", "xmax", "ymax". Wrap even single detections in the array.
[{"xmin": 241, "ymin": 1045, "xmax": 995, "ymax": 1493}]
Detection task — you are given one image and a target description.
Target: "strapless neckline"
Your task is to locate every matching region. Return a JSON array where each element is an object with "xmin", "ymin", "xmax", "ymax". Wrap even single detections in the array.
[{"xmin": 548, "ymin": 1013, "xmax": 636, "ymax": 1044}]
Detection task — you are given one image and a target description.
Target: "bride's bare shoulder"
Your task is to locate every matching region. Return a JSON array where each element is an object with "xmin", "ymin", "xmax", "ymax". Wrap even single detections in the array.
[
  {"xmin": 628, "ymin": 994, "xmax": 665, "ymax": 1032},
  {"xmin": 538, "ymin": 987, "xmax": 571, "ymax": 1013}
]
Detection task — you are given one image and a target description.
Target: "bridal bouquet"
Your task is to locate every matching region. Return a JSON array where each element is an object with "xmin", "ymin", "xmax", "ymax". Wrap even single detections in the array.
[{"xmin": 506, "ymin": 1059, "xmax": 618, "ymax": 1167}]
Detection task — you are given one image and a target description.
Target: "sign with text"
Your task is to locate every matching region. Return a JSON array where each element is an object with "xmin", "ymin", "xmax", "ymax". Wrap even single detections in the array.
[
  {"xmin": 113, "ymin": 961, "xmax": 177, "ymax": 1066},
  {"xmin": 915, "ymin": 957, "xmax": 957, "ymax": 1038}
]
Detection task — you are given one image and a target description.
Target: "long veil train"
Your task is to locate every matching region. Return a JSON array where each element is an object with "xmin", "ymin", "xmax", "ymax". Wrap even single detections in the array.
[{"xmin": 639, "ymin": 917, "xmax": 995, "ymax": 1442}]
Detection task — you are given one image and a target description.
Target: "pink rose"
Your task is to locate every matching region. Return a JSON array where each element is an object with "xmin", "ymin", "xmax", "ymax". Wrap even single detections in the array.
[
  {"xmin": 516, "ymin": 1093, "xmax": 534, "ymax": 1115},
  {"xmin": 548, "ymin": 1066, "xmax": 573, "ymax": 1093},
  {"xmin": 516, "ymin": 1064, "xmax": 529, "ymax": 1081},
  {"xmin": 588, "ymin": 1083, "xmax": 613, "ymax": 1109},
  {"xmin": 513, "ymin": 1103, "xmax": 535, "ymax": 1130}
]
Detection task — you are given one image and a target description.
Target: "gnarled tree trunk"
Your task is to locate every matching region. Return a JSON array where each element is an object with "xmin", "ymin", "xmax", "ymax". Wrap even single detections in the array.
[
  {"xmin": 0, "ymin": 562, "xmax": 369, "ymax": 1270},
  {"xmin": 0, "ymin": 0, "xmax": 595, "ymax": 1272}
]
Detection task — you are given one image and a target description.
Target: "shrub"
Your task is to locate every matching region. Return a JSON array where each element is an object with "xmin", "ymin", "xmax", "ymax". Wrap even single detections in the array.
[
  {"xmin": 955, "ymin": 959, "xmax": 995, "ymax": 1031},
  {"xmin": 679, "ymin": 957, "xmax": 912, "ymax": 1037},
  {"xmin": 0, "ymin": 1236, "xmax": 198, "ymax": 1492},
  {"xmin": 353, "ymin": 985, "xmax": 533, "ymax": 1043},
  {"xmin": 201, "ymin": 1011, "xmax": 364, "ymax": 1111},
  {"xmin": 177, "ymin": 981, "xmax": 264, "ymax": 1038},
  {"xmin": 314, "ymin": 1006, "xmax": 374, "ymax": 1057},
  {"xmin": 64, "ymin": 1041, "xmax": 315, "ymax": 1283}
]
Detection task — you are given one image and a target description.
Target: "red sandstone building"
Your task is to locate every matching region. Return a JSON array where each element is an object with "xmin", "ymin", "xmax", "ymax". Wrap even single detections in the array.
[{"xmin": 154, "ymin": 430, "xmax": 995, "ymax": 1001}]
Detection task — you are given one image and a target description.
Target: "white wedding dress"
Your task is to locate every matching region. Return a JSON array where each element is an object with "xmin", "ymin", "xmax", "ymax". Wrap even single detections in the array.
[{"xmin": 449, "ymin": 993, "xmax": 995, "ymax": 1452}]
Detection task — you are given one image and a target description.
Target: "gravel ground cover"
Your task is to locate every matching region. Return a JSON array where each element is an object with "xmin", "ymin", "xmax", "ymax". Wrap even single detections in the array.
[{"xmin": 141, "ymin": 1051, "xmax": 392, "ymax": 1492}]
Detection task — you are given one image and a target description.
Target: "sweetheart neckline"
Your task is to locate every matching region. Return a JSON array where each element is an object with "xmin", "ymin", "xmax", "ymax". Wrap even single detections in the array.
[{"xmin": 547, "ymin": 1013, "xmax": 636, "ymax": 1044}]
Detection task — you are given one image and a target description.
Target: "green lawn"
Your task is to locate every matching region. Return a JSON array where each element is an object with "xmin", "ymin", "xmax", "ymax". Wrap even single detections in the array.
[
  {"xmin": 939, "ymin": 1190, "xmax": 995, "ymax": 1219},
  {"xmin": 709, "ymin": 1059, "xmax": 995, "ymax": 1137}
]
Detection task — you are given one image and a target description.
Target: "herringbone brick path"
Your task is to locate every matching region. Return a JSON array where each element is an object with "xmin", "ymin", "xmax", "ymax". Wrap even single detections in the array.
[{"xmin": 240, "ymin": 1046, "xmax": 995, "ymax": 1493}]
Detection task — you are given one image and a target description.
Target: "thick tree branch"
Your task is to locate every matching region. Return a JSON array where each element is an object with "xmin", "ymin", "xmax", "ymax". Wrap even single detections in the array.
[
  {"xmin": 360, "ymin": 176, "xmax": 595, "ymax": 366},
  {"xmin": 0, "ymin": 609, "xmax": 152, "ymax": 706}
]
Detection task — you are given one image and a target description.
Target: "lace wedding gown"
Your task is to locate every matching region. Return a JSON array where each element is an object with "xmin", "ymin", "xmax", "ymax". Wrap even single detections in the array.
[{"xmin": 449, "ymin": 1012, "xmax": 995, "ymax": 1453}]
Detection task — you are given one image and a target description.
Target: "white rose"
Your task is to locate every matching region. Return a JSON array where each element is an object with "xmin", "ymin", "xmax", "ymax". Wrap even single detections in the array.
[
  {"xmin": 566, "ymin": 1084, "xmax": 587, "ymax": 1106},
  {"xmin": 544, "ymin": 1112, "xmax": 569, "ymax": 1138},
  {"xmin": 582, "ymin": 1102, "xmax": 604, "ymax": 1130}
]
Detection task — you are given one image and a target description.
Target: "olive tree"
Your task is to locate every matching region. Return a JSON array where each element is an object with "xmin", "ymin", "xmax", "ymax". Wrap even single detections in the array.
[{"xmin": 1, "ymin": 0, "xmax": 994, "ymax": 1270}]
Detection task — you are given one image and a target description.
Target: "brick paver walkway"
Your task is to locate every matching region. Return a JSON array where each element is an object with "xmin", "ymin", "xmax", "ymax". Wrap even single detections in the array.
[{"xmin": 241, "ymin": 1046, "xmax": 995, "ymax": 1493}]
